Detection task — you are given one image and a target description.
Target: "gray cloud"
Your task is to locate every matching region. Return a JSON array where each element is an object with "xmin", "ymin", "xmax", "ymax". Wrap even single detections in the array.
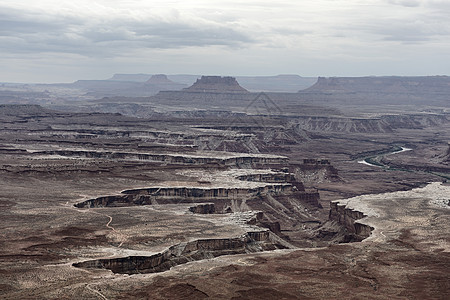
[
  {"xmin": 336, "ymin": 1, "xmax": 450, "ymax": 44},
  {"xmin": 361, "ymin": 19, "xmax": 450, "ymax": 43},
  {"xmin": 1, "ymin": 0, "xmax": 450, "ymax": 83},
  {"xmin": 0, "ymin": 5, "xmax": 254, "ymax": 58},
  {"xmin": 388, "ymin": 0, "xmax": 421, "ymax": 7}
]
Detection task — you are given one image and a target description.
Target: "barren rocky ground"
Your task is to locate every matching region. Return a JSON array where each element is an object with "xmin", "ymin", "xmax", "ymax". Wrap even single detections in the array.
[{"xmin": 0, "ymin": 76, "xmax": 449, "ymax": 299}]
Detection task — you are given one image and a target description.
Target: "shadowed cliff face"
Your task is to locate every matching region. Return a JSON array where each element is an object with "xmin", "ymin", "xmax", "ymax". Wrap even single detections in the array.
[
  {"xmin": 328, "ymin": 202, "xmax": 374, "ymax": 242},
  {"xmin": 73, "ymin": 231, "xmax": 284, "ymax": 274},
  {"xmin": 74, "ymin": 184, "xmax": 295, "ymax": 209},
  {"xmin": 189, "ymin": 203, "xmax": 215, "ymax": 214}
]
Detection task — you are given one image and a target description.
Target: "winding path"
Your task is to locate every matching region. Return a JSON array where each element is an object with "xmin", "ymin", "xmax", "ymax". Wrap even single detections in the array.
[
  {"xmin": 86, "ymin": 284, "xmax": 109, "ymax": 300},
  {"xmin": 71, "ymin": 204, "xmax": 126, "ymax": 248}
]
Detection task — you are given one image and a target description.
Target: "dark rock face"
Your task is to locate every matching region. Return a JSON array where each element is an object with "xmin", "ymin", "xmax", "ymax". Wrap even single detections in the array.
[
  {"xmin": 73, "ymin": 231, "xmax": 283, "ymax": 274},
  {"xmin": 328, "ymin": 202, "xmax": 374, "ymax": 242},
  {"xmin": 183, "ymin": 76, "xmax": 249, "ymax": 93},
  {"xmin": 189, "ymin": 203, "xmax": 215, "ymax": 214}
]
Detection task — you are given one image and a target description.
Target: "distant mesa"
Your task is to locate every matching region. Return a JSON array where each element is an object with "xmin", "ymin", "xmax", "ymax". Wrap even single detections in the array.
[
  {"xmin": 183, "ymin": 76, "xmax": 249, "ymax": 93},
  {"xmin": 109, "ymin": 73, "xmax": 151, "ymax": 82},
  {"xmin": 141, "ymin": 74, "xmax": 187, "ymax": 91},
  {"xmin": 149, "ymin": 75, "xmax": 252, "ymax": 106},
  {"xmin": 106, "ymin": 73, "xmax": 317, "ymax": 92},
  {"xmin": 302, "ymin": 76, "xmax": 450, "ymax": 94},
  {"xmin": 145, "ymin": 74, "xmax": 177, "ymax": 85},
  {"xmin": 299, "ymin": 76, "xmax": 450, "ymax": 106}
]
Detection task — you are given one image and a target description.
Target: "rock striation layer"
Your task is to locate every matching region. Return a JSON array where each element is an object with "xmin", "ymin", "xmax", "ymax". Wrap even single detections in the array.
[{"xmin": 34, "ymin": 150, "xmax": 288, "ymax": 168}]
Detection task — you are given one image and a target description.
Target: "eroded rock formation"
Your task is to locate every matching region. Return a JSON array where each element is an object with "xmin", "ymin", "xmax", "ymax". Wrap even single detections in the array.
[
  {"xmin": 328, "ymin": 201, "xmax": 374, "ymax": 242},
  {"xmin": 189, "ymin": 203, "xmax": 215, "ymax": 214},
  {"xmin": 75, "ymin": 184, "xmax": 295, "ymax": 210},
  {"xmin": 294, "ymin": 160, "xmax": 340, "ymax": 184},
  {"xmin": 73, "ymin": 230, "xmax": 284, "ymax": 274}
]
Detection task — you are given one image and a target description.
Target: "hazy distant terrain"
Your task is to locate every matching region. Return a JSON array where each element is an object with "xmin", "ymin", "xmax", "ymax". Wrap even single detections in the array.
[{"xmin": 0, "ymin": 74, "xmax": 318, "ymax": 103}]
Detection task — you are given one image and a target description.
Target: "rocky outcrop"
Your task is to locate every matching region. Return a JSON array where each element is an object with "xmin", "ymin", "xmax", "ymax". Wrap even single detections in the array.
[
  {"xmin": 183, "ymin": 76, "xmax": 249, "ymax": 93},
  {"xmin": 246, "ymin": 211, "xmax": 283, "ymax": 236},
  {"xmin": 298, "ymin": 189, "xmax": 321, "ymax": 207},
  {"xmin": 189, "ymin": 203, "xmax": 215, "ymax": 214},
  {"xmin": 294, "ymin": 161, "xmax": 340, "ymax": 184},
  {"xmin": 328, "ymin": 201, "xmax": 374, "ymax": 242},
  {"xmin": 73, "ymin": 231, "xmax": 284, "ymax": 274}
]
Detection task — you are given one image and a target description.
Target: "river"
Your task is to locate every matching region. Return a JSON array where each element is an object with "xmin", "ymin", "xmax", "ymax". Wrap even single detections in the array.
[{"xmin": 357, "ymin": 147, "xmax": 412, "ymax": 167}]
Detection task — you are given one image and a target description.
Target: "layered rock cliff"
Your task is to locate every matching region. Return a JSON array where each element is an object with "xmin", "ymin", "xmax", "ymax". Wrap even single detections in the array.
[
  {"xmin": 74, "ymin": 184, "xmax": 295, "ymax": 209},
  {"xmin": 73, "ymin": 230, "xmax": 284, "ymax": 274},
  {"xmin": 328, "ymin": 201, "xmax": 374, "ymax": 242},
  {"xmin": 34, "ymin": 150, "xmax": 288, "ymax": 168},
  {"xmin": 189, "ymin": 203, "xmax": 216, "ymax": 214}
]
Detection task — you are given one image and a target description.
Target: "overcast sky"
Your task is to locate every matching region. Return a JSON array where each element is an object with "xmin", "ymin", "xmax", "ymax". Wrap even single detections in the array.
[{"xmin": 1, "ymin": 0, "xmax": 449, "ymax": 83}]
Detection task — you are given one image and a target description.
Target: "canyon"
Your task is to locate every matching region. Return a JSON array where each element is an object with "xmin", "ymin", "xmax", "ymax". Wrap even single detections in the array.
[{"xmin": 0, "ymin": 75, "xmax": 449, "ymax": 299}]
